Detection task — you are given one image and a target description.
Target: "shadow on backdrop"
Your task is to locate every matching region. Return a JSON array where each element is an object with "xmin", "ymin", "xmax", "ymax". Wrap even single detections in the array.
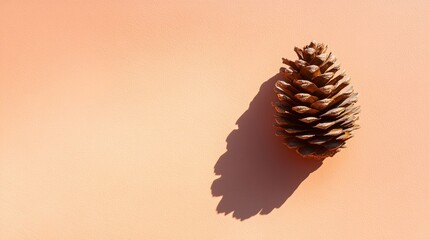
[{"xmin": 211, "ymin": 73, "xmax": 323, "ymax": 221}]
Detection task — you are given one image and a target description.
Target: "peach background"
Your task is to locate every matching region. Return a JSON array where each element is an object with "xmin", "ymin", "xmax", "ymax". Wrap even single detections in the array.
[{"xmin": 1, "ymin": 0, "xmax": 429, "ymax": 239}]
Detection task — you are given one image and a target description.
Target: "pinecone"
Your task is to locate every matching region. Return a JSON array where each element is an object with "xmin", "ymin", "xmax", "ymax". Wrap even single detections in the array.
[{"xmin": 274, "ymin": 41, "xmax": 360, "ymax": 160}]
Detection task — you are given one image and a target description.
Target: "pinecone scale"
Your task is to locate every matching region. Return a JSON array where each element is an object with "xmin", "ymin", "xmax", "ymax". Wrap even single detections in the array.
[{"xmin": 274, "ymin": 41, "xmax": 360, "ymax": 160}]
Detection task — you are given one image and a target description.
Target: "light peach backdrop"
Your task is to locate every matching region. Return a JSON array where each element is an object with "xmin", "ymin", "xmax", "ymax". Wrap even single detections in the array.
[{"xmin": 1, "ymin": 0, "xmax": 428, "ymax": 239}]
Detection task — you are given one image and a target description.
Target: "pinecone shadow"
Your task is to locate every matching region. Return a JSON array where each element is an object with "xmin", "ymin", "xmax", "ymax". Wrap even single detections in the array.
[{"xmin": 211, "ymin": 73, "xmax": 323, "ymax": 221}]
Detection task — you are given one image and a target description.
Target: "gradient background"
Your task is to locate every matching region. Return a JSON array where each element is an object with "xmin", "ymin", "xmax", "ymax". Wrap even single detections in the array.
[{"xmin": 1, "ymin": 0, "xmax": 429, "ymax": 239}]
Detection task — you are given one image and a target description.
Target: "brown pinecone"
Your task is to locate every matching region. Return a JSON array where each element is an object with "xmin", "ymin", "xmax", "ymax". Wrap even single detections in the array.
[{"xmin": 274, "ymin": 41, "xmax": 360, "ymax": 160}]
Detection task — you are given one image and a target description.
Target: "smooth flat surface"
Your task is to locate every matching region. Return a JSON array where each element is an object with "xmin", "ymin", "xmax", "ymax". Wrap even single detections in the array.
[{"xmin": 1, "ymin": 0, "xmax": 429, "ymax": 239}]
